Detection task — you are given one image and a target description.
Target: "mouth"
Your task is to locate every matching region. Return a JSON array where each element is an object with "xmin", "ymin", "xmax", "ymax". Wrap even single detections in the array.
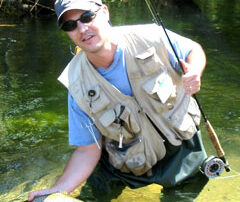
[{"xmin": 82, "ymin": 35, "xmax": 94, "ymax": 42}]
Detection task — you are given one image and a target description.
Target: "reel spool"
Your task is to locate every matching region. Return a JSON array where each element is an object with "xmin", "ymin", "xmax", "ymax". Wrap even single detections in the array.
[{"xmin": 201, "ymin": 156, "xmax": 225, "ymax": 178}]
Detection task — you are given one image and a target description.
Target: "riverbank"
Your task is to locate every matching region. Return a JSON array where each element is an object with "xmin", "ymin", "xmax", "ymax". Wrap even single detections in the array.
[
  {"xmin": 0, "ymin": 0, "xmax": 54, "ymax": 18},
  {"xmin": 0, "ymin": 0, "xmax": 198, "ymax": 18}
]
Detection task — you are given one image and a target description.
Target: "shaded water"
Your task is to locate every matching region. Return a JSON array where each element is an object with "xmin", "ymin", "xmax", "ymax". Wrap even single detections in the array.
[{"xmin": 0, "ymin": 0, "xmax": 240, "ymax": 201}]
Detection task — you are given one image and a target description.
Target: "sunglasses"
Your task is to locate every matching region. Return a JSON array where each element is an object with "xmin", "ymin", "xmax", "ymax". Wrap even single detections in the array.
[{"xmin": 61, "ymin": 9, "xmax": 100, "ymax": 32}]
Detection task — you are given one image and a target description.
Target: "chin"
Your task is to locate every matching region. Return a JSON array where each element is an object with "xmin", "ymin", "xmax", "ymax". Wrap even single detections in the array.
[{"xmin": 83, "ymin": 43, "xmax": 104, "ymax": 53}]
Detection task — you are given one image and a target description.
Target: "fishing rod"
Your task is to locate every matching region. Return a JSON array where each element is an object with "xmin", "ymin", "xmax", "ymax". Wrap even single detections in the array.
[{"xmin": 145, "ymin": 0, "xmax": 230, "ymax": 178}]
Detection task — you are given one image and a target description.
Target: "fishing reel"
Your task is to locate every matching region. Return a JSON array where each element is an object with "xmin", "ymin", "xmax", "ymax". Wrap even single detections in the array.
[{"xmin": 201, "ymin": 156, "xmax": 225, "ymax": 178}]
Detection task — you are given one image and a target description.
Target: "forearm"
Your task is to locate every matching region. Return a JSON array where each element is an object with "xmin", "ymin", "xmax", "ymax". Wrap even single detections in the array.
[{"xmin": 50, "ymin": 140, "xmax": 102, "ymax": 193}]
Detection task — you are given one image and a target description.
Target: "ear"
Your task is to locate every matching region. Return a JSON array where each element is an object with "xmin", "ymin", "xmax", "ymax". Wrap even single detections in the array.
[{"xmin": 101, "ymin": 4, "xmax": 110, "ymax": 21}]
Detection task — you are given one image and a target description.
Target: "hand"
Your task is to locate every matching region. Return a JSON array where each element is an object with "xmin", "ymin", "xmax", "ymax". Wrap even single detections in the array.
[
  {"xmin": 180, "ymin": 59, "xmax": 201, "ymax": 95},
  {"xmin": 28, "ymin": 188, "xmax": 56, "ymax": 201},
  {"xmin": 28, "ymin": 142, "xmax": 102, "ymax": 201}
]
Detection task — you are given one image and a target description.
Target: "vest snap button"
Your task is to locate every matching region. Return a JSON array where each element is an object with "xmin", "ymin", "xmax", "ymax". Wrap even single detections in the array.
[
  {"xmin": 167, "ymin": 103, "xmax": 174, "ymax": 110},
  {"xmin": 88, "ymin": 90, "xmax": 96, "ymax": 97}
]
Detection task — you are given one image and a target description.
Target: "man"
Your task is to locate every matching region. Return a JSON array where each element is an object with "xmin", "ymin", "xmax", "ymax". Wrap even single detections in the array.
[{"xmin": 28, "ymin": 0, "xmax": 207, "ymax": 201}]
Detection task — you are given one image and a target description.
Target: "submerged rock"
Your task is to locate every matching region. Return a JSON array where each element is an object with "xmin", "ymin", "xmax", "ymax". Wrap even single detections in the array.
[{"xmin": 33, "ymin": 193, "xmax": 82, "ymax": 202}]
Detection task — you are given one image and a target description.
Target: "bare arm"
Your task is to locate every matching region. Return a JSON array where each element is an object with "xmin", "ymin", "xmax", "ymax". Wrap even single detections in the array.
[
  {"xmin": 28, "ymin": 139, "xmax": 102, "ymax": 201},
  {"xmin": 181, "ymin": 42, "xmax": 206, "ymax": 95}
]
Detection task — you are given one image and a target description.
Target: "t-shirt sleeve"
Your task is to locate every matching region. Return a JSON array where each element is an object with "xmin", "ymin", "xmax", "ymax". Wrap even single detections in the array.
[
  {"xmin": 148, "ymin": 24, "xmax": 194, "ymax": 72},
  {"xmin": 159, "ymin": 27, "xmax": 195, "ymax": 72},
  {"xmin": 164, "ymin": 29, "xmax": 194, "ymax": 71},
  {"xmin": 68, "ymin": 93, "xmax": 102, "ymax": 146}
]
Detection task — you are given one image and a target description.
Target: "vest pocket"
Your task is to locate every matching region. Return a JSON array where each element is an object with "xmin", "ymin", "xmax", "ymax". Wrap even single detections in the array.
[
  {"xmin": 105, "ymin": 123, "xmax": 166, "ymax": 176},
  {"xmin": 84, "ymin": 85, "xmax": 110, "ymax": 114},
  {"xmin": 105, "ymin": 139, "xmax": 149, "ymax": 176},
  {"xmin": 142, "ymin": 72, "xmax": 177, "ymax": 113},
  {"xmin": 168, "ymin": 96, "xmax": 200, "ymax": 139},
  {"xmin": 135, "ymin": 47, "xmax": 165, "ymax": 75},
  {"xmin": 99, "ymin": 104, "xmax": 140, "ymax": 143}
]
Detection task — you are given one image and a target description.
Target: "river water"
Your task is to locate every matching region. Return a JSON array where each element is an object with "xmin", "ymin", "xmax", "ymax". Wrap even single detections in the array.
[{"xmin": 0, "ymin": 0, "xmax": 240, "ymax": 201}]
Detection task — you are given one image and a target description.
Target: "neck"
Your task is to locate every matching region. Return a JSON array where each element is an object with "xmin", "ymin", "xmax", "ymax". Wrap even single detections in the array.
[{"xmin": 87, "ymin": 41, "xmax": 117, "ymax": 69}]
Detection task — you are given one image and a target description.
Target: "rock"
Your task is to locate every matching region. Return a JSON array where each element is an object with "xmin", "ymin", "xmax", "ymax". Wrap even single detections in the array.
[{"xmin": 33, "ymin": 193, "xmax": 83, "ymax": 202}]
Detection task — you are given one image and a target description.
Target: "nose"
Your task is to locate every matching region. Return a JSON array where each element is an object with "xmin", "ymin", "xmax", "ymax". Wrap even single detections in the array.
[{"xmin": 76, "ymin": 21, "xmax": 88, "ymax": 34}]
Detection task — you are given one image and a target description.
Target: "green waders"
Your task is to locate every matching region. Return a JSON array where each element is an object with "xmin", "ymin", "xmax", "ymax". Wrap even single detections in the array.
[{"xmin": 88, "ymin": 131, "xmax": 207, "ymax": 189}]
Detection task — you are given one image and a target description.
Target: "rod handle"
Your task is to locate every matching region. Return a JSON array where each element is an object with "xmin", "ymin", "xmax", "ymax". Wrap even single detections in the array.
[{"xmin": 205, "ymin": 120, "xmax": 225, "ymax": 158}]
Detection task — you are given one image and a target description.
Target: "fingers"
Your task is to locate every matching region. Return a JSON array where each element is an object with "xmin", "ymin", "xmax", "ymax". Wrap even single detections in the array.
[
  {"xmin": 28, "ymin": 189, "xmax": 52, "ymax": 201},
  {"xmin": 184, "ymin": 83, "xmax": 200, "ymax": 95},
  {"xmin": 180, "ymin": 60, "xmax": 201, "ymax": 95},
  {"xmin": 28, "ymin": 190, "xmax": 42, "ymax": 201},
  {"xmin": 183, "ymin": 75, "xmax": 201, "ymax": 95}
]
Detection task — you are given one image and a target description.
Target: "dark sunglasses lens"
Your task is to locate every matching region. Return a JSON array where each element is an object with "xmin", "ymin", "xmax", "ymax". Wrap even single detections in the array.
[
  {"xmin": 61, "ymin": 21, "xmax": 77, "ymax": 32},
  {"xmin": 80, "ymin": 11, "xmax": 96, "ymax": 23},
  {"xmin": 61, "ymin": 11, "xmax": 97, "ymax": 31}
]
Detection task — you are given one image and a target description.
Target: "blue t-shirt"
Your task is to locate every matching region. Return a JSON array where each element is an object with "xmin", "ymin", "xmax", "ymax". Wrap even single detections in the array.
[{"xmin": 68, "ymin": 28, "xmax": 194, "ymax": 146}]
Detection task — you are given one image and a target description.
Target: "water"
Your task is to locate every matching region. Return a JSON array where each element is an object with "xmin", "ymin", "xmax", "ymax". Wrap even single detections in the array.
[{"xmin": 0, "ymin": 0, "xmax": 240, "ymax": 201}]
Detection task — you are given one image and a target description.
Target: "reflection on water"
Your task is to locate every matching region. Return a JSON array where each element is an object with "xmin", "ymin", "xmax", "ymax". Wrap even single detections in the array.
[
  {"xmin": 0, "ymin": 17, "xmax": 73, "ymax": 201},
  {"xmin": 0, "ymin": 0, "xmax": 240, "ymax": 201}
]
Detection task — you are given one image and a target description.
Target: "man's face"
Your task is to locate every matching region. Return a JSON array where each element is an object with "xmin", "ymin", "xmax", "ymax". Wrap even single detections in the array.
[{"xmin": 62, "ymin": 6, "xmax": 111, "ymax": 54}]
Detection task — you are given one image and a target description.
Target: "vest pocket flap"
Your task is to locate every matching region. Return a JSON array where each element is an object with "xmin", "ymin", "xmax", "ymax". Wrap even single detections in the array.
[
  {"xmin": 99, "ymin": 109, "xmax": 116, "ymax": 127},
  {"xmin": 142, "ymin": 74, "xmax": 159, "ymax": 95},
  {"xmin": 142, "ymin": 72, "xmax": 174, "ymax": 104},
  {"xmin": 135, "ymin": 47, "xmax": 156, "ymax": 60},
  {"xmin": 135, "ymin": 47, "xmax": 166, "ymax": 75},
  {"xmin": 116, "ymin": 104, "xmax": 140, "ymax": 134}
]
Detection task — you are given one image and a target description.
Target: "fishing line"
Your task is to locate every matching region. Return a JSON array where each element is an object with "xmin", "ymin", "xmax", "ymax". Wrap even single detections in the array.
[{"xmin": 215, "ymin": 169, "xmax": 240, "ymax": 180}]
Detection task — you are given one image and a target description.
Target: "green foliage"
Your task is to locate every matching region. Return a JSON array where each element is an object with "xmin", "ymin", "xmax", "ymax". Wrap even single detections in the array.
[
  {"xmin": 0, "ymin": 0, "xmax": 24, "ymax": 17},
  {"xmin": 194, "ymin": 0, "xmax": 240, "ymax": 54}
]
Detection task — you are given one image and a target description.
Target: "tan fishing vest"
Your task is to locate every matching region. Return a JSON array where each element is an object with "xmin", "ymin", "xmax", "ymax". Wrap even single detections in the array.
[{"xmin": 58, "ymin": 24, "xmax": 201, "ymax": 176}]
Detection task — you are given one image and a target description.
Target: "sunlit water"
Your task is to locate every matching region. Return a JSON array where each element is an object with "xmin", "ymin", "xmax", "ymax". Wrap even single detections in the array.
[{"xmin": 0, "ymin": 0, "xmax": 240, "ymax": 201}]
